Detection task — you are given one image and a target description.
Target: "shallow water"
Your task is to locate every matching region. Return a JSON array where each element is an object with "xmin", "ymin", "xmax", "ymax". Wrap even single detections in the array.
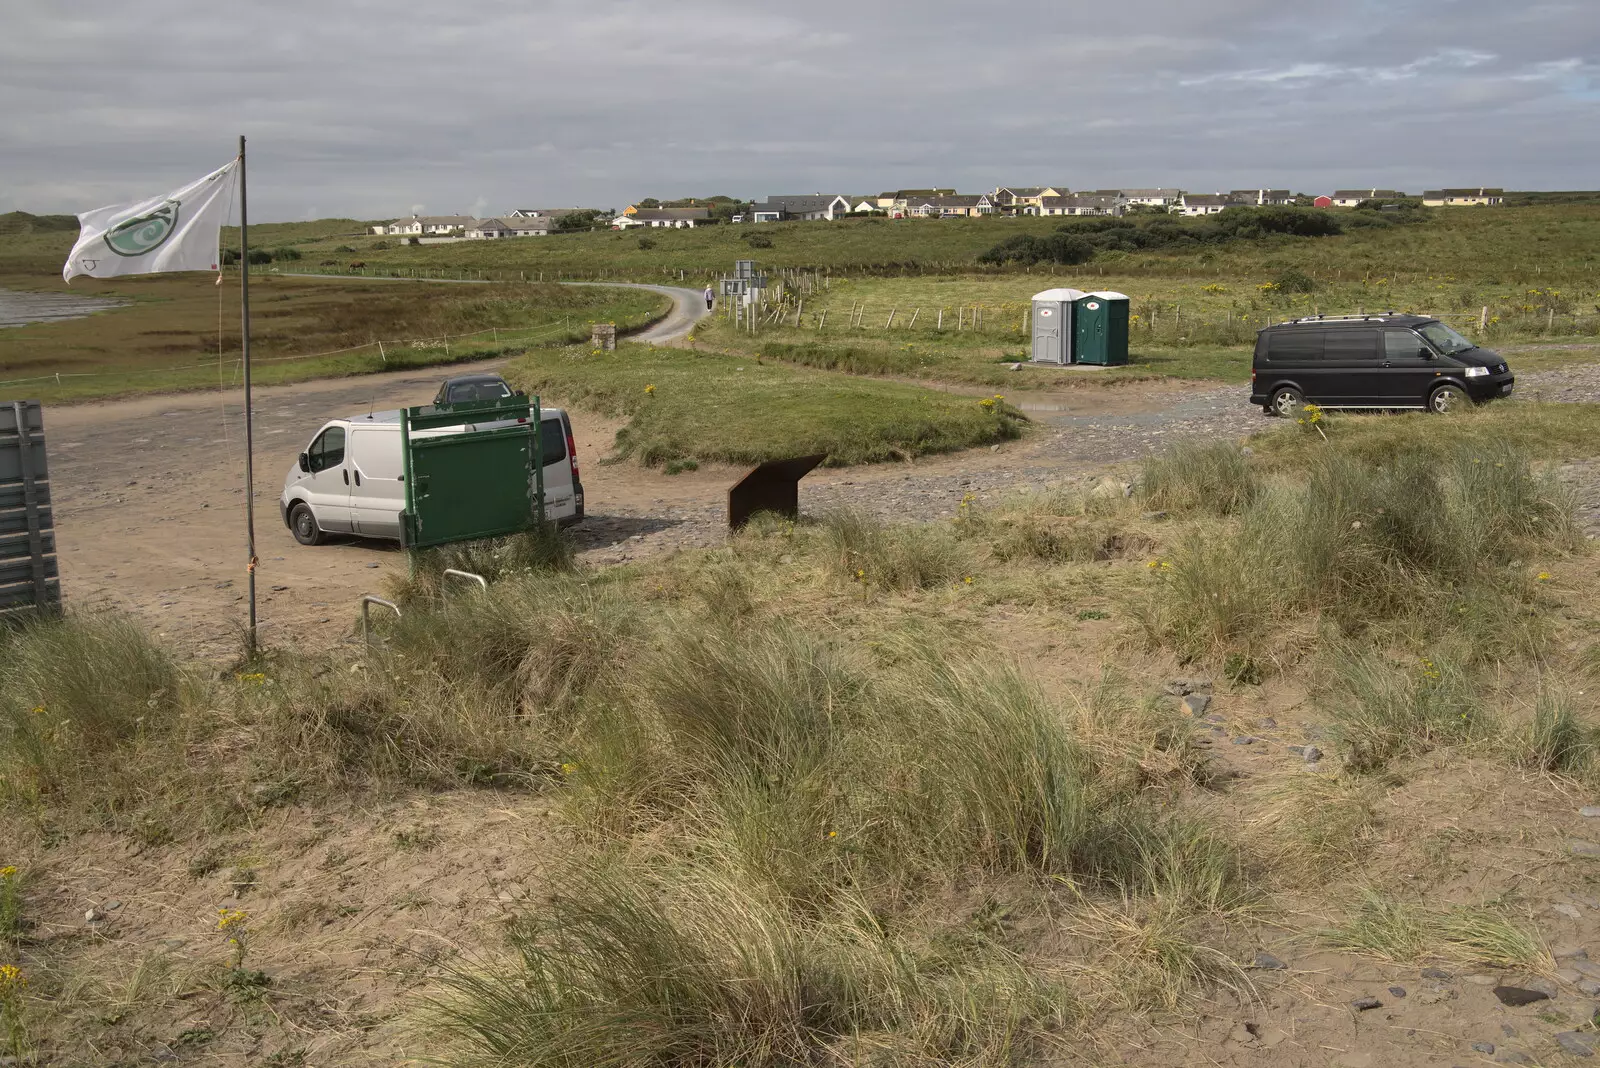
[{"xmin": 0, "ymin": 286, "xmax": 123, "ymax": 328}]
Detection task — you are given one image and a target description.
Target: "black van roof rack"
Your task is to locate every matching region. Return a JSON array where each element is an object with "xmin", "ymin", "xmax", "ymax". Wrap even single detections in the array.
[{"xmin": 1273, "ymin": 312, "xmax": 1429, "ymax": 327}]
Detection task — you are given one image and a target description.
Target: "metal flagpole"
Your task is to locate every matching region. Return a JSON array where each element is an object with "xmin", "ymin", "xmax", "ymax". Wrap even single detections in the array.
[{"xmin": 239, "ymin": 134, "xmax": 257, "ymax": 650}]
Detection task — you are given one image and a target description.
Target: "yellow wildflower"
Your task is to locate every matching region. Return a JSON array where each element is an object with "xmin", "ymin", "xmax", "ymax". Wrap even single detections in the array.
[
  {"xmin": 0, "ymin": 866, "xmax": 15, "ymax": 879},
  {"xmin": 964, "ymin": 576, "xmax": 974, "ymax": 584},
  {"xmin": 0, "ymin": 964, "xmax": 24, "ymax": 991},
  {"xmin": 644, "ymin": 384, "xmax": 656, "ymax": 395},
  {"xmin": 217, "ymin": 908, "xmax": 248, "ymax": 930},
  {"xmin": 1537, "ymin": 572, "xmax": 1551, "ymax": 581}
]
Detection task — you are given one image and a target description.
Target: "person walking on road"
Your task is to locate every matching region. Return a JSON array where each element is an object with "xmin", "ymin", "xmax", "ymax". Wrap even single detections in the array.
[{"xmin": 704, "ymin": 284, "xmax": 714, "ymax": 311}]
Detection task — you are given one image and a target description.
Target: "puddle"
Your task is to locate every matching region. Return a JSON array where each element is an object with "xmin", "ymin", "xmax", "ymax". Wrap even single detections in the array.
[{"xmin": 0, "ymin": 286, "xmax": 124, "ymax": 328}]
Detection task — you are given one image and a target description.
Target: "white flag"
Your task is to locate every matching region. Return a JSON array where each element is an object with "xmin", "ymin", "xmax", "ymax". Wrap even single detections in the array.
[{"xmin": 63, "ymin": 160, "xmax": 239, "ymax": 283}]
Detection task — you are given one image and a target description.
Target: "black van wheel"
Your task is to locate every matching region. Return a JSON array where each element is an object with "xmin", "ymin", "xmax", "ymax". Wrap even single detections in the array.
[
  {"xmin": 1270, "ymin": 386, "xmax": 1305, "ymax": 418},
  {"xmin": 1428, "ymin": 384, "xmax": 1468, "ymax": 414},
  {"xmin": 290, "ymin": 502, "xmax": 325, "ymax": 546}
]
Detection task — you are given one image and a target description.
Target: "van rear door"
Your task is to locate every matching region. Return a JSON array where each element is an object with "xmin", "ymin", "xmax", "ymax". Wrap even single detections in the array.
[
  {"xmin": 538, "ymin": 414, "xmax": 576, "ymax": 521},
  {"xmin": 348, "ymin": 426, "xmax": 405, "ymax": 539}
]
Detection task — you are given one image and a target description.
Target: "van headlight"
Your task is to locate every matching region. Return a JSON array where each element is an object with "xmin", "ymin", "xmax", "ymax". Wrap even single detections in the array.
[{"xmin": 1463, "ymin": 366, "xmax": 1489, "ymax": 378}]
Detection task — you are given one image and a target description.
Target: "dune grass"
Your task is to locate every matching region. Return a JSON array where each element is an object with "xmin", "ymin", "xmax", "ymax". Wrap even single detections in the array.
[{"xmin": 506, "ymin": 342, "xmax": 1027, "ymax": 467}]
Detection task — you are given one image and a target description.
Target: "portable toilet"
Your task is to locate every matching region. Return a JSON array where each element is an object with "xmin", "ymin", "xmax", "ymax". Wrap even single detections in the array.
[
  {"xmin": 1072, "ymin": 291, "xmax": 1130, "ymax": 366},
  {"xmin": 1030, "ymin": 288, "xmax": 1087, "ymax": 364}
]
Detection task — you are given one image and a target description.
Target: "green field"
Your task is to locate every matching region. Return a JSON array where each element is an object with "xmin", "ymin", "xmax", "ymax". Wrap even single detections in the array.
[{"xmin": 507, "ymin": 342, "xmax": 1026, "ymax": 467}]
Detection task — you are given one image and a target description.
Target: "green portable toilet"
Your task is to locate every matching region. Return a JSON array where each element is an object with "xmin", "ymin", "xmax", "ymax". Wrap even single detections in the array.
[{"xmin": 1072, "ymin": 291, "xmax": 1130, "ymax": 365}]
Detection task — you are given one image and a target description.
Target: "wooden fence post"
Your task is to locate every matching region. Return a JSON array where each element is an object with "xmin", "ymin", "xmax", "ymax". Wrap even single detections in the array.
[
  {"xmin": 937, "ymin": 308, "xmax": 944, "ymax": 331},
  {"xmin": 908, "ymin": 308, "xmax": 920, "ymax": 327},
  {"xmin": 886, "ymin": 308, "xmax": 897, "ymax": 328}
]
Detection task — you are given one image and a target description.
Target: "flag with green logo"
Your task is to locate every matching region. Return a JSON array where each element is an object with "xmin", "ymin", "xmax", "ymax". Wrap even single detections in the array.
[{"xmin": 63, "ymin": 160, "xmax": 238, "ymax": 283}]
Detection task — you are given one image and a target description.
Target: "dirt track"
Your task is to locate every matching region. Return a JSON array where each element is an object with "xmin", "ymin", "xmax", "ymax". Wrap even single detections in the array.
[{"xmin": 38, "ymin": 360, "xmax": 1250, "ymax": 657}]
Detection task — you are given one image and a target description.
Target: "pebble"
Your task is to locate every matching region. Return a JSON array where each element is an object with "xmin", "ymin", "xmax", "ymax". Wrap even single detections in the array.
[
  {"xmin": 1303, "ymin": 745, "xmax": 1323, "ymax": 762},
  {"xmin": 1568, "ymin": 839, "xmax": 1600, "ymax": 858},
  {"xmin": 1253, "ymin": 951, "xmax": 1288, "ymax": 970},
  {"xmin": 1555, "ymin": 945, "xmax": 1591, "ymax": 960},
  {"xmin": 1259, "ymin": 716, "xmax": 1277, "ymax": 728},
  {"xmin": 85, "ymin": 908, "xmax": 104, "ymax": 923},
  {"xmin": 1182, "ymin": 693, "xmax": 1212, "ymax": 716},
  {"xmin": 1578, "ymin": 979, "xmax": 1600, "ymax": 996},
  {"xmin": 1471, "ymin": 1041, "xmax": 1496, "ymax": 1055},
  {"xmin": 1492, "ymin": 985, "xmax": 1550, "ymax": 1006},
  {"xmin": 1575, "ymin": 960, "xmax": 1600, "ymax": 980},
  {"xmin": 1421, "ymin": 966, "xmax": 1453, "ymax": 979},
  {"xmin": 1351, "ymin": 996, "xmax": 1383, "ymax": 1011},
  {"xmin": 1232, "ymin": 736, "xmax": 1255, "ymax": 745},
  {"xmin": 105, "ymin": 900, "xmax": 122, "ymax": 911},
  {"xmin": 1557, "ymin": 1032, "xmax": 1599, "ymax": 1058},
  {"xmin": 1582, "ymin": 806, "xmax": 1600, "ymax": 818},
  {"xmin": 1388, "ymin": 985, "xmax": 1407, "ymax": 998},
  {"xmin": 1554, "ymin": 903, "xmax": 1585, "ymax": 920}
]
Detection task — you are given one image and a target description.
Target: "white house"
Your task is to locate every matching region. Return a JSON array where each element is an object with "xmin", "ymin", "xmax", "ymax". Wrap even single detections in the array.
[
  {"xmin": 1035, "ymin": 195, "xmax": 1121, "ymax": 217},
  {"xmin": 614, "ymin": 207, "xmax": 711, "ymax": 229},
  {"xmin": 379, "ymin": 214, "xmax": 475, "ymax": 236},
  {"xmin": 1230, "ymin": 189, "xmax": 1293, "ymax": 206},
  {"xmin": 1329, "ymin": 189, "xmax": 1406, "ymax": 207},
  {"xmin": 1179, "ymin": 193, "xmax": 1236, "ymax": 216},
  {"xmin": 1421, "ymin": 187, "xmax": 1503, "ymax": 207}
]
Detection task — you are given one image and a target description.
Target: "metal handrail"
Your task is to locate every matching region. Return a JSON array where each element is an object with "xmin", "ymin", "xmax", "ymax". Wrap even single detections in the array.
[
  {"xmin": 360, "ymin": 595, "xmax": 401, "ymax": 642},
  {"xmin": 441, "ymin": 568, "xmax": 488, "ymax": 594}
]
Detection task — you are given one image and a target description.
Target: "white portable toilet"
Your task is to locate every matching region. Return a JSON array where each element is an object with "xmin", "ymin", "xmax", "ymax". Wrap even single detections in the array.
[{"xmin": 1031, "ymin": 288, "xmax": 1087, "ymax": 364}]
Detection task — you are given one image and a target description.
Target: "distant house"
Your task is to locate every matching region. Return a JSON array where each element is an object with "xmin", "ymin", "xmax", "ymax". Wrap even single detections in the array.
[
  {"xmin": 1421, "ymin": 187, "xmax": 1503, "ymax": 207},
  {"xmin": 1313, "ymin": 195, "xmax": 1334, "ymax": 208},
  {"xmin": 1179, "ymin": 193, "xmax": 1238, "ymax": 216},
  {"xmin": 466, "ymin": 218, "xmax": 515, "ymax": 239},
  {"xmin": 875, "ymin": 189, "xmax": 955, "ymax": 213},
  {"xmin": 1089, "ymin": 188, "xmax": 1183, "ymax": 208},
  {"xmin": 1229, "ymin": 189, "xmax": 1293, "ymax": 206},
  {"xmin": 380, "ymin": 213, "xmax": 475, "ymax": 236},
  {"xmin": 992, "ymin": 186, "xmax": 1066, "ymax": 213},
  {"xmin": 614, "ymin": 207, "xmax": 711, "ymax": 229},
  {"xmin": 509, "ymin": 216, "xmax": 555, "ymax": 236},
  {"xmin": 507, "ymin": 207, "xmax": 592, "ymax": 220},
  {"xmin": 746, "ymin": 195, "xmax": 852, "ymax": 222},
  {"xmin": 910, "ymin": 194, "xmax": 993, "ymax": 217},
  {"xmin": 1329, "ymin": 189, "xmax": 1405, "ymax": 208},
  {"xmin": 851, "ymin": 199, "xmax": 878, "ymax": 213},
  {"xmin": 1035, "ymin": 195, "xmax": 1120, "ymax": 217}
]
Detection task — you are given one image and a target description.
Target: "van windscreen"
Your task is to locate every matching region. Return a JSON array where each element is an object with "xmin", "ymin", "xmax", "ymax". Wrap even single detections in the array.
[{"xmin": 1267, "ymin": 329, "xmax": 1326, "ymax": 360}]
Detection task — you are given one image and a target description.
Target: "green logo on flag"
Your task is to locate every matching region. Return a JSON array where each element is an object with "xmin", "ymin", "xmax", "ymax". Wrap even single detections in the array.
[{"xmin": 103, "ymin": 200, "xmax": 180, "ymax": 257}]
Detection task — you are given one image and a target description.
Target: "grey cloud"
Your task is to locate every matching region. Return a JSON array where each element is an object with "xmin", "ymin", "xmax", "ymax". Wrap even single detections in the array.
[{"xmin": 1, "ymin": 0, "xmax": 1596, "ymax": 221}]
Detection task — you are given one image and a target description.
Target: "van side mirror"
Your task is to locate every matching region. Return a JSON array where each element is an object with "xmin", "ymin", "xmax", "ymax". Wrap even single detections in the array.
[
  {"xmin": 298, "ymin": 452, "xmax": 310, "ymax": 473},
  {"xmin": 1418, "ymin": 347, "xmax": 1434, "ymax": 359}
]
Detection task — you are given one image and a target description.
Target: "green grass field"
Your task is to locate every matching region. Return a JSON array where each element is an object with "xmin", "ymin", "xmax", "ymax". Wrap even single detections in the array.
[
  {"xmin": 506, "ymin": 342, "xmax": 1027, "ymax": 466},
  {"xmin": 0, "ymin": 273, "xmax": 670, "ymax": 404}
]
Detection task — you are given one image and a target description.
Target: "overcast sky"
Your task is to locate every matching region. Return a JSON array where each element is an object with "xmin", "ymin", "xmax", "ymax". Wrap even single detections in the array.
[{"xmin": 3, "ymin": 0, "xmax": 1597, "ymax": 222}]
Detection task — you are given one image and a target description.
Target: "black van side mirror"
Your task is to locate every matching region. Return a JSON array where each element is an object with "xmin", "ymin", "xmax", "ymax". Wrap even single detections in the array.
[
  {"xmin": 298, "ymin": 452, "xmax": 310, "ymax": 473},
  {"xmin": 1417, "ymin": 347, "xmax": 1434, "ymax": 359}
]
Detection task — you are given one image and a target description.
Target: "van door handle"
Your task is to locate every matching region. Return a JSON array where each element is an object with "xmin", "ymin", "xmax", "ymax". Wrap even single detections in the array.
[
  {"xmin": 342, "ymin": 469, "xmax": 349, "ymax": 485},
  {"xmin": 354, "ymin": 470, "xmax": 362, "ymax": 487}
]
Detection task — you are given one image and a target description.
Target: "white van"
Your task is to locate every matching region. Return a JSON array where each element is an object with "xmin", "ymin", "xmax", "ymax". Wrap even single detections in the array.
[{"xmin": 279, "ymin": 407, "xmax": 583, "ymax": 546}]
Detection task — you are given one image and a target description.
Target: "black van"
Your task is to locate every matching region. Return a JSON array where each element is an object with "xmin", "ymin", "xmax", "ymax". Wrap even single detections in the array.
[{"xmin": 1251, "ymin": 314, "xmax": 1514, "ymax": 416}]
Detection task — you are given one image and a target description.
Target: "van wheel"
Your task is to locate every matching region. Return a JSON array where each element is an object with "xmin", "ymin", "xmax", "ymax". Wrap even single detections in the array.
[
  {"xmin": 290, "ymin": 503, "xmax": 324, "ymax": 546},
  {"xmin": 1428, "ymin": 384, "xmax": 1469, "ymax": 414},
  {"xmin": 1270, "ymin": 387, "xmax": 1305, "ymax": 419}
]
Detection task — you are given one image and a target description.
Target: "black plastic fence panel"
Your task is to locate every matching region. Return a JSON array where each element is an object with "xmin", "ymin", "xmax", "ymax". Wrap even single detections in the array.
[{"xmin": 0, "ymin": 400, "xmax": 59, "ymax": 613}]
